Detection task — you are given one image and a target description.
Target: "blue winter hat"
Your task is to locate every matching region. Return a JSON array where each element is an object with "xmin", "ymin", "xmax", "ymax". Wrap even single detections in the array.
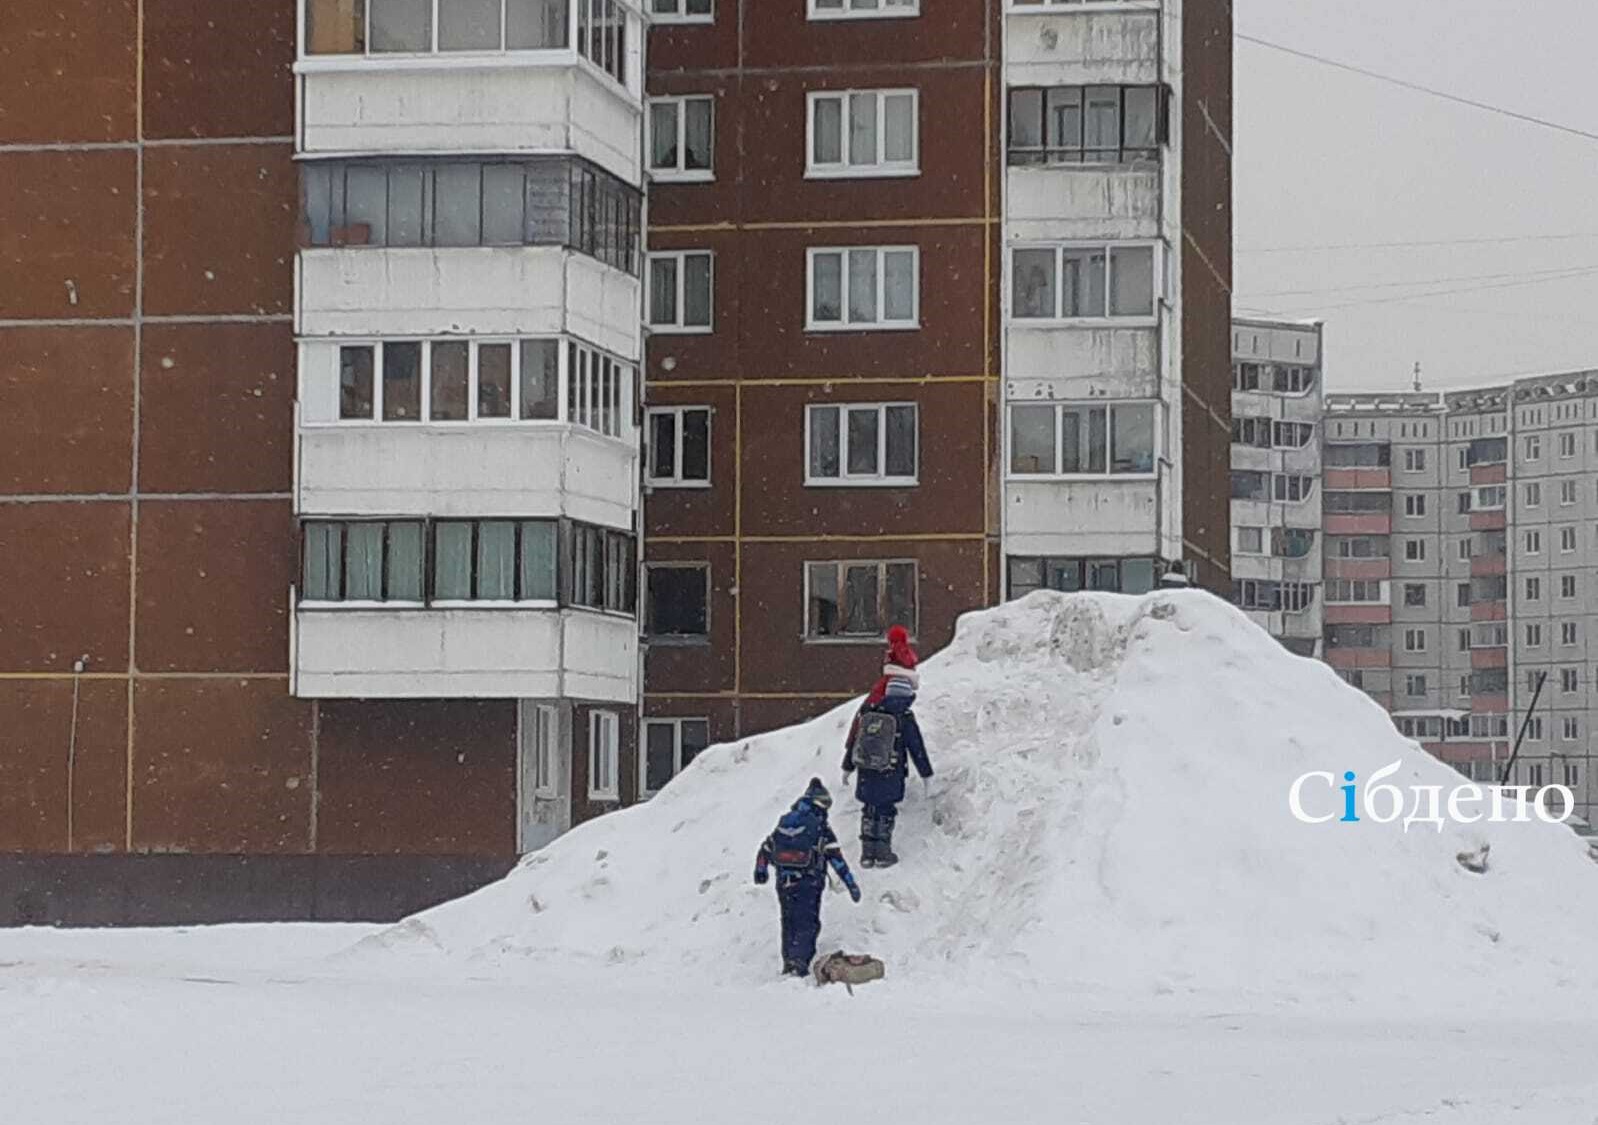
[{"xmin": 803, "ymin": 777, "xmax": 833, "ymax": 810}]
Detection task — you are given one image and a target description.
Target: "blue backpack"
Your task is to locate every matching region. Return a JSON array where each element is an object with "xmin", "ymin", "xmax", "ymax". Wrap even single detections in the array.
[{"xmin": 770, "ymin": 804, "xmax": 826, "ymax": 871}]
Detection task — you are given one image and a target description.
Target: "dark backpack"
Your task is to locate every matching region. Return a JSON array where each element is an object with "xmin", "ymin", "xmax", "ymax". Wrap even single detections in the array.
[
  {"xmin": 769, "ymin": 806, "xmax": 825, "ymax": 871},
  {"xmin": 851, "ymin": 711, "xmax": 902, "ymax": 773}
]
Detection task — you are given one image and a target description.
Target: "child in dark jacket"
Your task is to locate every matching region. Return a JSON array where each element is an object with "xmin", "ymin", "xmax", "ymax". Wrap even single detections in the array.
[
  {"xmin": 755, "ymin": 778, "xmax": 861, "ymax": 976},
  {"xmin": 841, "ymin": 626, "xmax": 933, "ymax": 868}
]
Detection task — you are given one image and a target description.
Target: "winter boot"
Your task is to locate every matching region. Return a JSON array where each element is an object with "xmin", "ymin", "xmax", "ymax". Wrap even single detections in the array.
[
  {"xmin": 783, "ymin": 960, "xmax": 810, "ymax": 977},
  {"xmin": 876, "ymin": 810, "xmax": 899, "ymax": 869},
  {"xmin": 859, "ymin": 810, "xmax": 879, "ymax": 867}
]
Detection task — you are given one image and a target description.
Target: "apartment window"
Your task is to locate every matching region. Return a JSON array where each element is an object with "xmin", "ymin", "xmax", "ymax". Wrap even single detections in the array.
[
  {"xmin": 1274, "ymin": 475, "xmax": 1313, "ymax": 503},
  {"xmin": 650, "ymin": 0, "xmax": 712, "ymax": 24},
  {"xmin": 1233, "ymin": 363, "xmax": 1262, "ymax": 392},
  {"xmin": 806, "ymin": 561, "xmax": 916, "ymax": 639},
  {"xmin": 1560, "ymin": 479, "xmax": 1577, "ymax": 506},
  {"xmin": 1403, "ymin": 448, "xmax": 1426, "ymax": 472},
  {"xmin": 1405, "ymin": 674, "xmax": 1426, "ymax": 698},
  {"xmin": 1236, "ymin": 527, "xmax": 1264, "ymax": 555},
  {"xmin": 1525, "ymin": 482, "xmax": 1541, "ymax": 508},
  {"xmin": 811, "ymin": 0, "xmax": 917, "ymax": 17},
  {"xmin": 566, "ymin": 524, "xmax": 636, "ymax": 613},
  {"xmin": 646, "ymin": 407, "xmax": 711, "ymax": 486},
  {"xmin": 302, "ymin": 520, "xmax": 425, "ymax": 603},
  {"xmin": 1273, "ymin": 421, "xmax": 1314, "ymax": 449},
  {"xmin": 526, "ymin": 703, "xmax": 558, "ymax": 800},
  {"xmin": 1526, "ymin": 722, "xmax": 1544, "ymax": 747},
  {"xmin": 1456, "ymin": 582, "xmax": 1472, "ymax": 608},
  {"xmin": 1563, "ymin": 718, "xmax": 1581, "ymax": 742},
  {"xmin": 1526, "ymin": 623, "xmax": 1543, "ymax": 647},
  {"xmin": 302, "ymin": 157, "xmax": 639, "ymax": 272},
  {"xmin": 1327, "ymin": 624, "xmax": 1378, "ymax": 650},
  {"xmin": 1404, "ymin": 539, "xmax": 1426, "ymax": 562},
  {"xmin": 1560, "ymin": 526, "xmax": 1577, "ymax": 552},
  {"xmin": 1561, "ymin": 667, "xmax": 1579, "ymax": 693},
  {"xmin": 645, "ymin": 564, "xmax": 710, "ymax": 639},
  {"xmin": 561, "ymin": 341, "xmax": 629, "ymax": 438},
  {"xmin": 1011, "ymin": 243, "xmax": 1157, "ymax": 321},
  {"xmin": 648, "ymin": 96, "xmax": 714, "ymax": 180},
  {"xmin": 1457, "ymin": 537, "xmax": 1472, "ymax": 560},
  {"xmin": 1403, "ymin": 494, "xmax": 1426, "ymax": 517},
  {"xmin": 647, "ymin": 251, "xmax": 713, "ymax": 332},
  {"xmin": 1006, "ymin": 85, "xmax": 1162, "ymax": 166},
  {"xmin": 1559, "ymin": 431, "xmax": 1576, "ymax": 458},
  {"xmin": 588, "ymin": 711, "xmax": 620, "ymax": 801},
  {"xmin": 1524, "ymin": 435, "xmax": 1541, "ymax": 461},
  {"xmin": 1325, "ymin": 579, "xmax": 1384, "ymax": 604},
  {"xmin": 1272, "ymin": 366, "xmax": 1315, "ymax": 394},
  {"xmin": 432, "ymin": 520, "xmax": 559, "ymax": 602},
  {"xmin": 1009, "ymin": 401, "xmax": 1156, "ymax": 477},
  {"xmin": 1525, "ymin": 530, "xmax": 1542, "ymax": 554},
  {"xmin": 1232, "ymin": 416, "xmax": 1271, "ymax": 448},
  {"xmin": 1473, "ymin": 485, "xmax": 1505, "ymax": 510},
  {"xmin": 807, "ymin": 247, "xmax": 919, "ymax": 330},
  {"xmin": 1323, "ymin": 444, "xmax": 1391, "ymax": 469},
  {"xmin": 1457, "ymin": 448, "xmax": 1468, "ymax": 471},
  {"xmin": 1561, "ymin": 574, "xmax": 1577, "ymax": 600},
  {"xmin": 642, "ymin": 718, "xmax": 710, "ymax": 797},
  {"xmin": 1525, "ymin": 576, "xmax": 1541, "ymax": 601},
  {"xmin": 1459, "ymin": 673, "xmax": 1472, "ymax": 696},
  {"xmin": 1404, "ymin": 628, "xmax": 1427, "ymax": 653},
  {"xmin": 1233, "ymin": 580, "xmax": 1316, "ymax": 613},
  {"xmin": 808, "ymin": 89, "xmax": 918, "ymax": 177},
  {"xmin": 1325, "ymin": 491, "xmax": 1392, "ymax": 514},
  {"xmin": 1403, "ymin": 583, "xmax": 1427, "ymax": 608},
  {"xmin": 333, "ymin": 338, "xmax": 562, "ymax": 424},
  {"xmin": 1458, "ymin": 628, "xmax": 1472, "ymax": 652},
  {"xmin": 1565, "ymin": 762, "xmax": 1581, "ymax": 788},
  {"xmin": 306, "ymin": 0, "xmax": 570, "ymax": 54},
  {"xmin": 808, "ymin": 403, "xmax": 918, "ymax": 484},
  {"xmin": 1008, "ymin": 557, "xmax": 1157, "ymax": 597},
  {"xmin": 1332, "ymin": 536, "xmax": 1390, "ymax": 559},
  {"xmin": 1561, "ymin": 622, "xmax": 1579, "ymax": 647}
]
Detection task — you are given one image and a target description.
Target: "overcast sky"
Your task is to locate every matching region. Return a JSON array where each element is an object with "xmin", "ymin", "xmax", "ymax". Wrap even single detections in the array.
[{"xmin": 1234, "ymin": 0, "xmax": 1598, "ymax": 391}]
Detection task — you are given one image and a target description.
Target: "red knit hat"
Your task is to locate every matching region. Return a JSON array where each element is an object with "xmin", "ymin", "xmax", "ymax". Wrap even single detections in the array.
[{"xmin": 885, "ymin": 624, "xmax": 918, "ymax": 669}]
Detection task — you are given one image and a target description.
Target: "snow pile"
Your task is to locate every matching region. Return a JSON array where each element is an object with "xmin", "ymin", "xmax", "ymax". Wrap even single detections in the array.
[{"xmin": 360, "ymin": 591, "xmax": 1598, "ymax": 1011}]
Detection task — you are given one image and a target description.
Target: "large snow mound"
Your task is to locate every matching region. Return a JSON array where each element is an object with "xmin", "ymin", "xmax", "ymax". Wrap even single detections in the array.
[{"xmin": 360, "ymin": 591, "xmax": 1598, "ymax": 1011}]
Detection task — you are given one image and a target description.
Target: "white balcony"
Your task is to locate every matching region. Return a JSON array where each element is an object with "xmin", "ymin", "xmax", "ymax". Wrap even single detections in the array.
[
  {"xmin": 291, "ymin": 605, "xmax": 637, "ymax": 700},
  {"xmin": 1005, "ymin": 327, "xmax": 1160, "ymax": 391},
  {"xmin": 1003, "ymin": 8, "xmax": 1160, "ymax": 87},
  {"xmin": 297, "ymin": 423, "xmax": 635, "ymax": 527},
  {"xmin": 297, "ymin": 247, "xmax": 640, "ymax": 360},
  {"xmin": 1004, "ymin": 478, "xmax": 1161, "ymax": 558},
  {"xmin": 1007, "ymin": 166, "xmax": 1160, "ymax": 243},
  {"xmin": 297, "ymin": 57, "xmax": 641, "ymax": 183}
]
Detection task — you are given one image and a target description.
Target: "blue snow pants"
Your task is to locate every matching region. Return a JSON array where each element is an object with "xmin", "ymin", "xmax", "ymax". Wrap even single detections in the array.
[{"xmin": 777, "ymin": 873, "xmax": 825, "ymax": 972}]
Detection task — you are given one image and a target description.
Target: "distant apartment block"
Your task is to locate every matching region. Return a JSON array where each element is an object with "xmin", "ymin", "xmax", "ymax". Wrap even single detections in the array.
[{"xmin": 1230, "ymin": 318, "xmax": 1324, "ymax": 657}]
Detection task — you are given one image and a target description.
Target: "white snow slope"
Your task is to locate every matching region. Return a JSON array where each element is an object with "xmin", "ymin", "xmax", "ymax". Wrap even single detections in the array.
[{"xmin": 365, "ymin": 590, "xmax": 1598, "ymax": 1013}]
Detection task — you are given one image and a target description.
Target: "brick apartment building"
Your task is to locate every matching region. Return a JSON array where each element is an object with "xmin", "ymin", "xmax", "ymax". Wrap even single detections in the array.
[{"xmin": 1, "ymin": 0, "xmax": 1231, "ymax": 922}]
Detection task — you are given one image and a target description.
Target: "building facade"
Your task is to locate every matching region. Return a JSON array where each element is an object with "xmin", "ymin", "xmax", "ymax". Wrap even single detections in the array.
[
  {"xmin": 1229, "ymin": 318, "xmax": 1324, "ymax": 657},
  {"xmin": 1320, "ymin": 374, "xmax": 1598, "ymax": 826},
  {"xmin": 2, "ymin": 0, "xmax": 1231, "ymax": 920}
]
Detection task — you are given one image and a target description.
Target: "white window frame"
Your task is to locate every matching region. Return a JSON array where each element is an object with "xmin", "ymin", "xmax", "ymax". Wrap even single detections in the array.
[
  {"xmin": 644, "ymin": 406, "xmax": 713, "ymax": 488},
  {"xmin": 639, "ymin": 717, "xmax": 710, "ymax": 798},
  {"xmin": 647, "ymin": 250, "xmax": 715, "ymax": 334},
  {"xmin": 805, "ymin": 89, "xmax": 920, "ymax": 179},
  {"xmin": 647, "ymin": 95, "xmax": 715, "ymax": 182},
  {"xmin": 803, "ymin": 559, "xmax": 919, "ymax": 642},
  {"xmin": 809, "ymin": 0, "xmax": 918, "ymax": 19},
  {"xmin": 1524, "ymin": 435, "xmax": 1541, "ymax": 461},
  {"xmin": 1559, "ymin": 431, "xmax": 1576, "ymax": 458},
  {"xmin": 1561, "ymin": 622, "xmax": 1579, "ymax": 647},
  {"xmin": 1559, "ymin": 526, "xmax": 1577, "ymax": 553},
  {"xmin": 649, "ymin": 0, "xmax": 714, "ymax": 25},
  {"xmin": 1008, "ymin": 241, "xmax": 1162, "ymax": 326},
  {"xmin": 1563, "ymin": 717, "xmax": 1580, "ymax": 743},
  {"xmin": 805, "ymin": 246, "xmax": 920, "ymax": 331},
  {"xmin": 1404, "ymin": 628, "xmax": 1427, "ymax": 653},
  {"xmin": 805, "ymin": 402, "xmax": 919, "ymax": 486},
  {"xmin": 1403, "ymin": 494, "xmax": 1426, "ymax": 518},
  {"xmin": 1006, "ymin": 400, "xmax": 1160, "ymax": 480},
  {"xmin": 326, "ymin": 337, "xmax": 580, "ymax": 428},
  {"xmin": 1525, "ymin": 482, "xmax": 1541, "ymax": 507},
  {"xmin": 525, "ymin": 703, "xmax": 559, "ymax": 800},
  {"xmin": 1526, "ymin": 623, "xmax": 1543, "ymax": 647},
  {"xmin": 1403, "ymin": 539, "xmax": 1426, "ymax": 562},
  {"xmin": 587, "ymin": 710, "xmax": 620, "ymax": 801},
  {"xmin": 1402, "ymin": 448, "xmax": 1425, "ymax": 472},
  {"xmin": 1526, "ymin": 530, "xmax": 1542, "ymax": 555},
  {"xmin": 1235, "ymin": 526, "xmax": 1264, "ymax": 555},
  {"xmin": 1560, "ymin": 479, "xmax": 1578, "ymax": 506},
  {"xmin": 1560, "ymin": 574, "xmax": 1577, "ymax": 600}
]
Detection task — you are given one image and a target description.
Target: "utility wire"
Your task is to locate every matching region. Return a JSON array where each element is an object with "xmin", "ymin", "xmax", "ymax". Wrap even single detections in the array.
[
  {"xmin": 1240, "ymin": 232, "xmax": 1598, "ymax": 255},
  {"xmin": 1236, "ymin": 33, "xmax": 1598, "ymax": 145},
  {"xmin": 1238, "ymin": 263, "xmax": 1598, "ymax": 301},
  {"xmin": 1244, "ymin": 265, "xmax": 1598, "ymax": 315}
]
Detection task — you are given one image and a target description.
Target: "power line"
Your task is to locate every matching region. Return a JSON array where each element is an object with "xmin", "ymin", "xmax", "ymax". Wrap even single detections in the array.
[
  {"xmin": 1240, "ymin": 232, "xmax": 1598, "ymax": 255},
  {"xmin": 1245, "ymin": 265, "xmax": 1598, "ymax": 315},
  {"xmin": 1237, "ymin": 33, "xmax": 1598, "ymax": 145},
  {"xmin": 1238, "ymin": 262, "xmax": 1598, "ymax": 301}
]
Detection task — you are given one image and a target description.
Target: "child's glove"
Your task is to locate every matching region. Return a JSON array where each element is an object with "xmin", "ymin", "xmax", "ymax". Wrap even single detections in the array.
[{"xmin": 754, "ymin": 868, "xmax": 768, "ymax": 886}]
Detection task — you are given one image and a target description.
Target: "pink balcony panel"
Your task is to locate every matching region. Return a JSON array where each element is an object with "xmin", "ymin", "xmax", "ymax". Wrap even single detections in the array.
[
  {"xmin": 1469, "ymin": 464, "xmax": 1507, "ymax": 486},
  {"xmin": 1326, "ymin": 647, "xmax": 1391, "ymax": 670},
  {"xmin": 1435, "ymin": 742, "xmax": 1497, "ymax": 763},
  {"xmin": 1470, "ymin": 647, "xmax": 1507, "ymax": 669},
  {"xmin": 1472, "ymin": 694, "xmax": 1509, "ymax": 714},
  {"xmin": 1469, "ymin": 510, "xmax": 1507, "ymax": 531},
  {"xmin": 1470, "ymin": 601, "xmax": 1507, "ymax": 621},
  {"xmin": 1325, "ymin": 604, "xmax": 1391, "ymax": 626},
  {"xmin": 1469, "ymin": 554, "xmax": 1506, "ymax": 577},
  {"xmin": 1325, "ymin": 513, "xmax": 1392, "ymax": 536},
  {"xmin": 1367, "ymin": 693, "xmax": 1393, "ymax": 710},
  {"xmin": 1325, "ymin": 558, "xmax": 1391, "ymax": 581},
  {"xmin": 1324, "ymin": 468, "xmax": 1391, "ymax": 490}
]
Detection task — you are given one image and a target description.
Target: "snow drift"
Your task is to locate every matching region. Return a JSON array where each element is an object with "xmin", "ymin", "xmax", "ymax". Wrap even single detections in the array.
[{"xmin": 360, "ymin": 591, "xmax": 1598, "ymax": 1011}]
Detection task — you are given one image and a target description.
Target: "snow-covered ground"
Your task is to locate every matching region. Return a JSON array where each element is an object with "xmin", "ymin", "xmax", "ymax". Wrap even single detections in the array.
[{"xmin": 5, "ymin": 592, "xmax": 1598, "ymax": 1122}]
